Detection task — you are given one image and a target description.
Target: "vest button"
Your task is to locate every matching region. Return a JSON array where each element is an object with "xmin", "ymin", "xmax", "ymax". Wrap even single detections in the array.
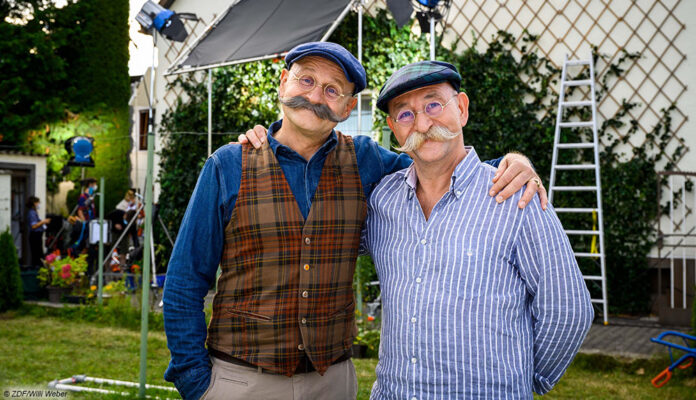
[
  {"xmin": 304, "ymin": 237, "xmax": 311, "ymax": 245},
  {"xmin": 298, "ymin": 343, "xmax": 305, "ymax": 351},
  {"xmin": 301, "ymin": 290, "xmax": 309, "ymax": 298},
  {"xmin": 301, "ymin": 318, "xmax": 307, "ymax": 324},
  {"xmin": 303, "ymin": 264, "xmax": 310, "ymax": 271}
]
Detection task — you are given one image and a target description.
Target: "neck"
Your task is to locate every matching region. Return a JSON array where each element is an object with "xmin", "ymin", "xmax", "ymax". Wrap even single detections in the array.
[
  {"xmin": 413, "ymin": 146, "xmax": 468, "ymax": 220},
  {"xmin": 414, "ymin": 146, "xmax": 468, "ymax": 194},
  {"xmin": 275, "ymin": 121, "xmax": 332, "ymax": 161}
]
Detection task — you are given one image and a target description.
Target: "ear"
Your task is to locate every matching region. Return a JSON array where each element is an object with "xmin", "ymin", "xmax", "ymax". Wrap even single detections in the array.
[
  {"xmin": 386, "ymin": 115, "xmax": 396, "ymax": 133},
  {"xmin": 341, "ymin": 96, "xmax": 358, "ymax": 119},
  {"xmin": 278, "ymin": 69, "xmax": 290, "ymax": 98},
  {"xmin": 457, "ymin": 92, "xmax": 469, "ymax": 127}
]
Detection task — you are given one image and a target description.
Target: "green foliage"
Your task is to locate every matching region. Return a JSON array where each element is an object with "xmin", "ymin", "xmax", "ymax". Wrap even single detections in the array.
[
  {"xmin": 355, "ymin": 255, "xmax": 379, "ymax": 303},
  {"xmin": 66, "ymin": 0, "xmax": 130, "ymax": 109},
  {"xmin": 24, "ymin": 107, "xmax": 131, "ymax": 209},
  {"xmin": 693, "ymin": 291, "xmax": 696, "ymax": 335},
  {"xmin": 0, "ymin": 229, "xmax": 23, "ymax": 311},
  {"xmin": 1, "ymin": 0, "xmax": 130, "ymax": 146},
  {"xmin": 1, "ymin": 1, "xmax": 130, "ymax": 208},
  {"xmin": 452, "ymin": 32, "xmax": 558, "ymax": 176},
  {"xmin": 155, "ymin": 60, "xmax": 283, "ymax": 269}
]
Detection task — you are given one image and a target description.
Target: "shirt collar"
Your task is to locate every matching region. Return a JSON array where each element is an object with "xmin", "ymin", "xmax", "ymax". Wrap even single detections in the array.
[
  {"xmin": 403, "ymin": 146, "xmax": 481, "ymax": 200},
  {"xmin": 267, "ymin": 119, "xmax": 338, "ymax": 158}
]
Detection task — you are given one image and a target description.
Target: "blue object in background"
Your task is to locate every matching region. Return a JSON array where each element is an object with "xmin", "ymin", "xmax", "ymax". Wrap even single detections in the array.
[
  {"xmin": 66, "ymin": 136, "xmax": 95, "ymax": 167},
  {"xmin": 416, "ymin": 0, "xmax": 441, "ymax": 8}
]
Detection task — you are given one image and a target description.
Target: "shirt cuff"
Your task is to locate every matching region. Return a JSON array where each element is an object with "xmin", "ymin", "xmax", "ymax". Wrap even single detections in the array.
[{"xmin": 532, "ymin": 372, "xmax": 554, "ymax": 395}]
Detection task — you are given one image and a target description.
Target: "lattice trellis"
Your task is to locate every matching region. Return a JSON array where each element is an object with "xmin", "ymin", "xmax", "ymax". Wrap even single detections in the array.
[
  {"xmin": 159, "ymin": 17, "xmax": 211, "ymax": 113},
  {"xmin": 442, "ymin": 0, "xmax": 688, "ymax": 171}
]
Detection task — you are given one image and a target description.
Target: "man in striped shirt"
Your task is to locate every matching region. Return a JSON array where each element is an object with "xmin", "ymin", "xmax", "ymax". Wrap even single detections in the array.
[{"xmin": 363, "ymin": 60, "xmax": 594, "ymax": 399}]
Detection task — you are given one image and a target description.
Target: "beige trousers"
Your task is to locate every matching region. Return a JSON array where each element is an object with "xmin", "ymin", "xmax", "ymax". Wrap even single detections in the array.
[{"xmin": 201, "ymin": 356, "xmax": 358, "ymax": 400}]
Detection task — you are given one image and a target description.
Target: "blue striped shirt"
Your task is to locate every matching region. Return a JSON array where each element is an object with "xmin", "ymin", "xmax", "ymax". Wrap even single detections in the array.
[{"xmin": 364, "ymin": 147, "xmax": 593, "ymax": 399}]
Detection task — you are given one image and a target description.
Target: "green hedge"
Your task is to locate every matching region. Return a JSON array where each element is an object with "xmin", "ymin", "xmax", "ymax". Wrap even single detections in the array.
[{"xmin": 0, "ymin": 229, "xmax": 23, "ymax": 312}]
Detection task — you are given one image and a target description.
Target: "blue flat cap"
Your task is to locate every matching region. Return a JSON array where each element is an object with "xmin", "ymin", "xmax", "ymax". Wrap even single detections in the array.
[
  {"xmin": 285, "ymin": 42, "xmax": 367, "ymax": 95},
  {"xmin": 377, "ymin": 61, "xmax": 461, "ymax": 112}
]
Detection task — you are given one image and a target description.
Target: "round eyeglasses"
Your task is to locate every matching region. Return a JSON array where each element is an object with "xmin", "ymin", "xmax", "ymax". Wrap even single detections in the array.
[
  {"xmin": 290, "ymin": 71, "xmax": 347, "ymax": 102},
  {"xmin": 392, "ymin": 94, "xmax": 459, "ymax": 126}
]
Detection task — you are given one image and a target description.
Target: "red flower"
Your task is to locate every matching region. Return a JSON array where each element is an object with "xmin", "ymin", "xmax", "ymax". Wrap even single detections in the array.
[{"xmin": 60, "ymin": 264, "xmax": 72, "ymax": 280}]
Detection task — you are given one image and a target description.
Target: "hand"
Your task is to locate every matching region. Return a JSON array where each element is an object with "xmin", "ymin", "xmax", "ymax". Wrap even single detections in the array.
[
  {"xmin": 42, "ymin": 218, "xmax": 51, "ymax": 224},
  {"xmin": 234, "ymin": 125, "xmax": 268, "ymax": 149},
  {"xmin": 489, "ymin": 153, "xmax": 548, "ymax": 210}
]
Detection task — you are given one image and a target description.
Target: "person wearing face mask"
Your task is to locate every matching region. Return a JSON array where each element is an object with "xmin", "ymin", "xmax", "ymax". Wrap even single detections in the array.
[
  {"xmin": 26, "ymin": 196, "xmax": 50, "ymax": 268},
  {"xmin": 77, "ymin": 178, "xmax": 98, "ymax": 222},
  {"xmin": 75, "ymin": 178, "xmax": 98, "ymax": 274}
]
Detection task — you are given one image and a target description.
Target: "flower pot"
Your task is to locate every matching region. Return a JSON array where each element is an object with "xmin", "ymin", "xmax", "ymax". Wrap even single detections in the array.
[{"xmin": 47, "ymin": 286, "xmax": 70, "ymax": 303}]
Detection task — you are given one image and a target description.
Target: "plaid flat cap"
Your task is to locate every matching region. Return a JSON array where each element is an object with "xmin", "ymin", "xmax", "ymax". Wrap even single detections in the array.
[
  {"xmin": 285, "ymin": 42, "xmax": 367, "ymax": 95},
  {"xmin": 376, "ymin": 60, "xmax": 461, "ymax": 112}
]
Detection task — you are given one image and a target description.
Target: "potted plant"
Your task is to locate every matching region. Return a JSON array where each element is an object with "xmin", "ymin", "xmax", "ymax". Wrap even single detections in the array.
[
  {"xmin": 37, "ymin": 253, "xmax": 88, "ymax": 303},
  {"xmin": 353, "ymin": 310, "xmax": 381, "ymax": 359}
]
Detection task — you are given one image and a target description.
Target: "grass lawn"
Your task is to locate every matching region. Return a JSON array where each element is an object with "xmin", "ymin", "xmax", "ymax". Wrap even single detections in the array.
[{"xmin": 1, "ymin": 310, "xmax": 694, "ymax": 399}]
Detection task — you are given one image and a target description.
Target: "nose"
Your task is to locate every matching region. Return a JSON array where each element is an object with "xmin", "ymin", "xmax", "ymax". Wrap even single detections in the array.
[
  {"xmin": 306, "ymin": 84, "xmax": 325, "ymax": 103},
  {"xmin": 414, "ymin": 110, "xmax": 433, "ymax": 134}
]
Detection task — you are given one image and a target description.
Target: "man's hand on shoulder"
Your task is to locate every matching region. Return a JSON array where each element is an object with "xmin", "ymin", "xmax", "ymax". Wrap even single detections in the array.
[
  {"xmin": 489, "ymin": 153, "xmax": 548, "ymax": 210},
  {"xmin": 233, "ymin": 125, "xmax": 268, "ymax": 149}
]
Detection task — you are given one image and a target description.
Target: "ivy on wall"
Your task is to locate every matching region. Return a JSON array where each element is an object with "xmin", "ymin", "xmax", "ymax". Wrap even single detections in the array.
[
  {"xmin": 1, "ymin": 0, "xmax": 130, "ymax": 210},
  {"xmin": 156, "ymin": 11, "xmax": 680, "ymax": 315},
  {"xmin": 25, "ymin": 107, "xmax": 130, "ymax": 210}
]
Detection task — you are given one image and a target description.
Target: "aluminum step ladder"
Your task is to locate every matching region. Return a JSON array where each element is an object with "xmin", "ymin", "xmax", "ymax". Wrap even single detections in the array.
[{"xmin": 549, "ymin": 54, "xmax": 609, "ymax": 325}]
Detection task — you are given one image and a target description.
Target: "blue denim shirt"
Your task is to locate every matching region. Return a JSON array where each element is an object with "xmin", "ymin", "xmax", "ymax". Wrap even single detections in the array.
[{"xmin": 162, "ymin": 119, "xmax": 501, "ymax": 399}]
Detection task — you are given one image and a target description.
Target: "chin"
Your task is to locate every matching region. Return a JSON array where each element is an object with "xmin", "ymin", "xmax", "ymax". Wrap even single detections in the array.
[{"xmin": 413, "ymin": 140, "xmax": 450, "ymax": 163}]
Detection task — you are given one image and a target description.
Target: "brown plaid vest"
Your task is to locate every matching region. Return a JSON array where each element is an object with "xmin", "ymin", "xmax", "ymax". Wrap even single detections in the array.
[{"xmin": 206, "ymin": 132, "xmax": 366, "ymax": 376}]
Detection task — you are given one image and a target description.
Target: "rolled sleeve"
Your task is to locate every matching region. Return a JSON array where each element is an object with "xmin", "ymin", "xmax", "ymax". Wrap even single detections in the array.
[
  {"xmin": 515, "ymin": 199, "xmax": 594, "ymax": 394},
  {"xmin": 163, "ymin": 156, "xmax": 227, "ymax": 399}
]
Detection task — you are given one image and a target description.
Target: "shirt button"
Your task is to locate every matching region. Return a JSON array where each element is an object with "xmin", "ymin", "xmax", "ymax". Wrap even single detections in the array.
[
  {"xmin": 411, "ymin": 397, "xmax": 418, "ymax": 400},
  {"xmin": 301, "ymin": 318, "xmax": 307, "ymax": 324},
  {"xmin": 467, "ymin": 250, "xmax": 473, "ymax": 256},
  {"xmin": 411, "ymin": 357, "xmax": 417, "ymax": 364},
  {"xmin": 298, "ymin": 344, "xmax": 305, "ymax": 351},
  {"xmin": 411, "ymin": 317, "xmax": 417, "ymax": 323},
  {"xmin": 456, "ymin": 190, "xmax": 462, "ymax": 196},
  {"xmin": 303, "ymin": 264, "xmax": 310, "ymax": 271},
  {"xmin": 301, "ymin": 290, "xmax": 309, "ymax": 298},
  {"xmin": 420, "ymin": 238, "xmax": 427, "ymax": 245},
  {"xmin": 304, "ymin": 237, "xmax": 311, "ymax": 245},
  {"xmin": 415, "ymin": 277, "xmax": 422, "ymax": 283}
]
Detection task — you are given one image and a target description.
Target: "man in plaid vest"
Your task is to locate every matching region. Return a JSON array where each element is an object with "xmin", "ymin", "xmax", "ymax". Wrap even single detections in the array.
[{"xmin": 163, "ymin": 42, "xmax": 546, "ymax": 400}]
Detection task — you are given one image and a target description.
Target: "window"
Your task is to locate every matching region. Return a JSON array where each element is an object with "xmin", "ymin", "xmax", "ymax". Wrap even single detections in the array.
[
  {"xmin": 139, "ymin": 110, "xmax": 150, "ymax": 150},
  {"xmin": 335, "ymin": 95, "xmax": 373, "ymax": 137}
]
